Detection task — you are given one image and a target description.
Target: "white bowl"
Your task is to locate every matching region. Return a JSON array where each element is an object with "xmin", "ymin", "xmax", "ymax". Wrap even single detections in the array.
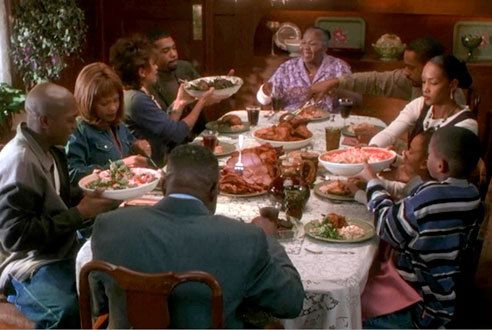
[
  {"xmin": 252, "ymin": 127, "xmax": 313, "ymax": 150},
  {"xmin": 78, "ymin": 168, "xmax": 161, "ymax": 200},
  {"xmin": 318, "ymin": 147, "xmax": 396, "ymax": 176},
  {"xmin": 184, "ymin": 76, "xmax": 243, "ymax": 98}
]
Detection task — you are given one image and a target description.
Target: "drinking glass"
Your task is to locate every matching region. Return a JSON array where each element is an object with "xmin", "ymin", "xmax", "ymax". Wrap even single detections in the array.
[
  {"xmin": 338, "ymin": 98, "xmax": 354, "ymax": 128},
  {"xmin": 246, "ymin": 106, "xmax": 260, "ymax": 126},
  {"xmin": 202, "ymin": 130, "xmax": 218, "ymax": 152}
]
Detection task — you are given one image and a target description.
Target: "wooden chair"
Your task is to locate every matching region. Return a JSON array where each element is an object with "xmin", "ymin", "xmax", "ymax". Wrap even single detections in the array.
[
  {"xmin": 465, "ymin": 86, "xmax": 481, "ymax": 117},
  {"xmin": 79, "ymin": 260, "xmax": 223, "ymax": 329}
]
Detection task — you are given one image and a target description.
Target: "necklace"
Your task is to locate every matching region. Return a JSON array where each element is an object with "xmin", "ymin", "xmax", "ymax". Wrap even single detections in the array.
[
  {"xmin": 423, "ymin": 105, "xmax": 460, "ymax": 130},
  {"xmin": 140, "ymin": 86, "xmax": 162, "ymax": 109}
]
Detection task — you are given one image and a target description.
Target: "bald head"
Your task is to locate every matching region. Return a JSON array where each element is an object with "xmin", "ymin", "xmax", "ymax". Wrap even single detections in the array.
[
  {"xmin": 165, "ymin": 144, "xmax": 219, "ymax": 212},
  {"xmin": 25, "ymin": 83, "xmax": 78, "ymax": 148},
  {"xmin": 26, "ymin": 82, "xmax": 76, "ymax": 119}
]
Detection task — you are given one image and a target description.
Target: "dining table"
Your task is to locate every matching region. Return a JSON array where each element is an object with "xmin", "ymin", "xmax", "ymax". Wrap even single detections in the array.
[{"xmin": 76, "ymin": 109, "xmax": 389, "ymax": 329}]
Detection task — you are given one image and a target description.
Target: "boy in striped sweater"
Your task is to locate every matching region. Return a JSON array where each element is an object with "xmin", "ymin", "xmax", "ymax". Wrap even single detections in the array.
[{"xmin": 358, "ymin": 126, "xmax": 483, "ymax": 328}]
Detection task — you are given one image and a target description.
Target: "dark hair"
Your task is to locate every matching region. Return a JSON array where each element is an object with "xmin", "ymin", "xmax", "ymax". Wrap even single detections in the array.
[
  {"xmin": 109, "ymin": 34, "xmax": 155, "ymax": 89},
  {"xmin": 74, "ymin": 62, "xmax": 124, "ymax": 127},
  {"xmin": 411, "ymin": 129, "xmax": 434, "ymax": 155},
  {"xmin": 431, "ymin": 126, "xmax": 480, "ymax": 178},
  {"xmin": 305, "ymin": 26, "xmax": 331, "ymax": 46},
  {"xmin": 146, "ymin": 28, "xmax": 171, "ymax": 43},
  {"xmin": 428, "ymin": 54, "xmax": 473, "ymax": 89},
  {"xmin": 407, "ymin": 37, "xmax": 445, "ymax": 63},
  {"xmin": 166, "ymin": 144, "xmax": 219, "ymax": 191}
]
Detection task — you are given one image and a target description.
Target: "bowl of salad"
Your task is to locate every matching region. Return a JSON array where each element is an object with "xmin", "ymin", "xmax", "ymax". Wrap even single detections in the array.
[
  {"xmin": 78, "ymin": 162, "xmax": 161, "ymax": 200},
  {"xmin": 183, "ymin": 75, "xmax": 243, "ymax": 98}
]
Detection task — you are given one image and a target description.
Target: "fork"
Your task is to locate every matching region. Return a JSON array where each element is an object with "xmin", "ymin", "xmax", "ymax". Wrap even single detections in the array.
[{"xmin": 234, "ymin": 134, "xmax": 245, "ymax": 174}]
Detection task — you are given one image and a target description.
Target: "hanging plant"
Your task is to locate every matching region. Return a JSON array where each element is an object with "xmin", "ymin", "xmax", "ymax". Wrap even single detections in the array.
[{"xmin": 10, "ymin": 0, "xmax": 88, "ymax": 88}]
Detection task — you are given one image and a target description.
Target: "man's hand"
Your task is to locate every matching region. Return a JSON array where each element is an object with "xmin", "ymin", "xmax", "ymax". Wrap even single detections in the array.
[
  {"xmin": 226, "ymin": 69, "xmax": 235, "ymax": 76},
  {"xmin": 76, "ymin": 190, "xmax": 120, "ymax": 220},
  {"xmin": 309, "ymin": 78, "xmax": 339, "ymax": 100}
]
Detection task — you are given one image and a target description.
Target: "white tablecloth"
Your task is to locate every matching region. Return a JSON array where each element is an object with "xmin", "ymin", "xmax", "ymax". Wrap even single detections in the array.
[{"xmin": 76, "ymin": 111, "xmax": 388, "ymax": 329}]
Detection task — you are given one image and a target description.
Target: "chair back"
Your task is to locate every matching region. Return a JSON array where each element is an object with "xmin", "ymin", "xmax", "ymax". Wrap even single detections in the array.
[{"xmin": 79, "ymin": 260, "xmax": 223, "ymax": 329}]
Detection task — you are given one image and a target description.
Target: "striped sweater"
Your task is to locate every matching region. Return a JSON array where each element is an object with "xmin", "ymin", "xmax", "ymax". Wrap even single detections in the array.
[{"xmin": 366, "ymin": 177, "xmax": 483, "ymax": 328}]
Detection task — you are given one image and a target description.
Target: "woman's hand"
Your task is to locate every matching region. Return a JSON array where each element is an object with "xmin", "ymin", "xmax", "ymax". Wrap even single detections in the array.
[
  {"xmin": 355, "ymin": 161, "xmax": 377, "ymax": 182},
  {"xmin": 122, "ymin": 155, "xmax": 149, "ymax": 168},
  {"xmin": 175, "ymin": 84, "xmax": 196, "ymax": 108},
  {"xmin": 199, "ymin": 87, "xmax": 226, "ymax": 106},
  {"xmin": 133, "ymin": 139, "xmax": 152, "ymax": 157}
]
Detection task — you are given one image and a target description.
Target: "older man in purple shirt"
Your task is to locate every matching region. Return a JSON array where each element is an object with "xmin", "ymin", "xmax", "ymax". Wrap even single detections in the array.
[{"xmin": 257, "ymin": 27, "xmax": 353, "ymax": 112}]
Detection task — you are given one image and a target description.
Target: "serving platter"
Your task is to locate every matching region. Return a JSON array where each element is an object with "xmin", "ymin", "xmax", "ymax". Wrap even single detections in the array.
[
  {"xmin": 273, "ymin": 22, "xmax": 302, "ymax": 51},
  {"xmin": 79, "ymin": 168, "xmax": 161, "ymax": 200},
  {"xmin": 205, "ymin": 121, "xmax": 250, "ymax": 134},
  {"xmin": 194, "ymin": 140, "xmax": 236, "ymax": 157},
  {"xmin": 219, "ymin": 190, "xmax": 267, "ymax": 198},
  {"xmin": 304, "ymin": 219, "xmax": 375, "ymax": 243},
  {"xmin": 183, "ymin": 76, "xmax": 243, "ymax": 98}
]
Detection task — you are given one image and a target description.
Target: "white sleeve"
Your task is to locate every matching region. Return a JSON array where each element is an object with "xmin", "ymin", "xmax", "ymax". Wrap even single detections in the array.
[
  {"xmin": 256, "ymin": 84, "xmax": 272, "ymax": 105},
  {"xmin": 455, "ymin": 119, "xmax": 478, "ymax": 135},
  {"xmin": 369, "ymin": 97, "xmax": 424, "ymax": 147}
]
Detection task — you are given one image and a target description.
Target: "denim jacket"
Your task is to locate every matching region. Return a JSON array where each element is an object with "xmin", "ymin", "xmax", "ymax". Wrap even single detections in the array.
[{"xmin": 66, "ymin": 119, "xmax": 135, "ymax": 183}]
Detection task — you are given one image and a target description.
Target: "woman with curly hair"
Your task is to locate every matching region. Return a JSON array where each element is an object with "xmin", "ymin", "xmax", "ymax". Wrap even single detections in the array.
[
  {"xmin": 66, "ymin": 62, "xmax": 150, "ymax": 183},
  {"xmin": 109, "ymin": 34, "xmax": 219, "ymax": 166}
]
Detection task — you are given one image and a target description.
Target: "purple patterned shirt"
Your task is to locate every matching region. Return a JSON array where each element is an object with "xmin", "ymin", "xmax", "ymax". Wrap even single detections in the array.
[{"xmin": 268, "ymin": 54, "xmax": 351, "ymax": 112}]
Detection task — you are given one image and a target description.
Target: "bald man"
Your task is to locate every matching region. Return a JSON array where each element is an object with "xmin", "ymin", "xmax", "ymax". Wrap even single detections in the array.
[
  {"xmin": 90, "ymin": 144, "xmax": 304, "ymax": 328},
  {"xmin": 0, "ymin": 83, "xmax": 118, "ymax": 328}
]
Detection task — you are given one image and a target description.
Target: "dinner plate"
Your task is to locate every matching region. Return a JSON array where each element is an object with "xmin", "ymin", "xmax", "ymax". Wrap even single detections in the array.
[
  {"xmin": 304, "ymin": 219, "xmax": 375, "ymax": 243},
  {"xmin": 341, "ymin": 124, "xmax": 385, "ymax": 138},
  {"xmin": 274, "ymin": 22, "xmax": 302, "ymax": 51},
  {"xmin": 219, "ymin": 190, "xmax": 267, "ymax": 198},
  {"xmin": 300, "ymin": 110, "xmax": 331, "ymax": 122},
  {"xmin": 313, "ymin": 181, "xmax": 355, "ymax": 202},
  {"xmin": 205, "ymin": 121, "xmax": 250, "ymax": 134},
  {"xmin": 194, "ymin": 140, "xmax": 236, "ymax": 157},
  {"xmin": 183, "ymin": 76, "xmax": 243, "ymax": 98},
  {"xmin": 78, "ymin": 168, "xmax": 161, "ymax": 200}
]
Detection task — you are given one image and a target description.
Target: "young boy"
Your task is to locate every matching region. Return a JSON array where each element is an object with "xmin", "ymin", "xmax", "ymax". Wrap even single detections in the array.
[
  {"xmin": 357, "ymin": 126, "xmax": 483, "ymax": 328},
  {"xmin": 351, "ymin": 130, "xmax": 433, "ymax": 204}
]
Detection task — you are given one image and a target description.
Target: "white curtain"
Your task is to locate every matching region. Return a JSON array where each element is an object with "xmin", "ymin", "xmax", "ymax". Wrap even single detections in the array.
[{"xmin": 0, "ymin": 0, "xmax": 11, "ymax": 84}]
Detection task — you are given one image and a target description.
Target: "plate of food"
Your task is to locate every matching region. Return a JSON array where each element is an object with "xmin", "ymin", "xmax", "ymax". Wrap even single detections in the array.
[
  {"xmin": 195, "ymin": 140, "xmax": 236, "ymax": 157},
  {"xmin": 252, "ymin": 116, "xmax": 313, "ymax": 150},
  {"xmin": 341, "ymin": 123, "xmax": 385, "ymax": 145},
  {"xmin": 206, "ymin": 114, "xmax": 250, "ymax": 134},
  {"xmin": 304, "ymin": 213, "xmax": 375, "ymax": 243},
  {"xmin": 296, "ymin": 105, "xmax": 331, "ymax": 122},
  {"xmin": 78, "ymin": 162, "xmax": 161, "ymax": 200},
  {"xmin": 183, "ymin": 75, "xmax": 243, "ymax": 98},
  {"xmin": 313, "ymin": 179, "xmax": 363, "ymax": 202},
  {"xmin": 319, "ymin": 147, "xmax": 396, "ymax": 176},
  {"xmin": 219, "ymin": 190, "xmax": 267, "ymax": 198}
]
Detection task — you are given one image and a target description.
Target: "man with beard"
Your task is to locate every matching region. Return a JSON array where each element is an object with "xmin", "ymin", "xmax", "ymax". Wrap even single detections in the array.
[{"xmin": 147, "ymin": 29, "xmax": 201, "ymax": 109}]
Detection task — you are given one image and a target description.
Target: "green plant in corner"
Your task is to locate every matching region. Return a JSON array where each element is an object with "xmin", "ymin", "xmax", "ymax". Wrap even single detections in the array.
[
  {"xmin": 0, "ymin": 83, "xmax": 25, "ymax": 126},
  {"xmin": 10, "ymin": 0, "xmax": 87, "ymax": 88}
]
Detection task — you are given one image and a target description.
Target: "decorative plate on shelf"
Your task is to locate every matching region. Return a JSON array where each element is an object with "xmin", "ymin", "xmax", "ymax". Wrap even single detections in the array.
[
  {"xmin": 315, "ymin": 17, "xmax": 366, "ymax": 51},
  {"xmin": 453, "ymin": 21, "xmax": 492, "ymax": 61},
  {"xmin": 274, "ymin": 22, "xmax": 302, "ymax": 51}
]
